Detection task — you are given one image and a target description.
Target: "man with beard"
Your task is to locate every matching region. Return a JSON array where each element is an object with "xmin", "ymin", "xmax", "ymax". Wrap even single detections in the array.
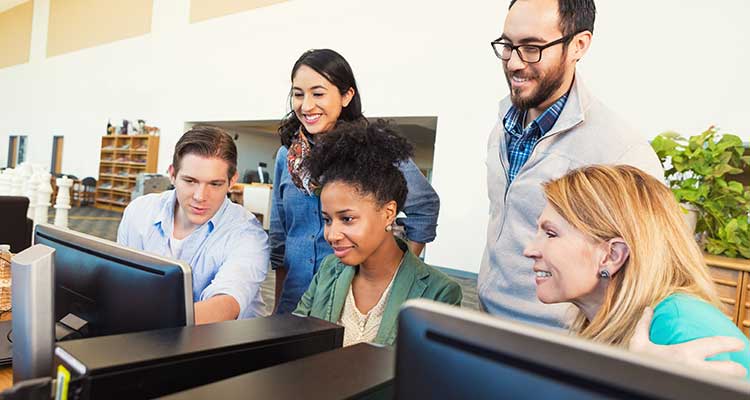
[
  {"xmin": 479, "ymin": 0, "xmax": 663, "ymax": 328},
  {"xmin": 478, "ymin": 0, "xmax": 749, "ymax": 378}
]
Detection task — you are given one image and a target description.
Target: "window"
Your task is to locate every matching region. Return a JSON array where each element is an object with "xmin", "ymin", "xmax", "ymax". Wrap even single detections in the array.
[{"xmin": 6, "ymin": 135, "xmax": 28, "ymax": 168}]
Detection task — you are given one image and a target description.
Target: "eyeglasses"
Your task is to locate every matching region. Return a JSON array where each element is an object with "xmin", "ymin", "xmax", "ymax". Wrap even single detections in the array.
[{"xmin": 491, "ymin": 33, "xmax": 576, "ymax": 64}]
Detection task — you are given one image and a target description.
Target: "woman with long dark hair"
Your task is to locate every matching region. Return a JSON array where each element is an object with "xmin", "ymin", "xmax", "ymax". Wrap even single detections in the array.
[{"xmin": 270, "ymin": 49, "xmax": 440, "ymax": 314}]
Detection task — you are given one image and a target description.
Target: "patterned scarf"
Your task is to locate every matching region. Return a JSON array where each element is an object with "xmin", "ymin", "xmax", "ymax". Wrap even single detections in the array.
[{"xmin": 287, "ymin": 128, "xmax": 319, "ymax": 196}]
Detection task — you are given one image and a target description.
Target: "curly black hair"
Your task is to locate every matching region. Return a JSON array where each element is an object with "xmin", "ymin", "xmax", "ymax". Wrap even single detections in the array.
[{"xmin": 303, "ymin": 120, "xmax": 414, "ymax": 211}]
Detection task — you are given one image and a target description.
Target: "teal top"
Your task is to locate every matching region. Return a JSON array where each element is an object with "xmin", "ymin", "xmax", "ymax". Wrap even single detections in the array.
[{"xmin": 650, "ymin": 293, "xmax": 750, "ymax": 380}]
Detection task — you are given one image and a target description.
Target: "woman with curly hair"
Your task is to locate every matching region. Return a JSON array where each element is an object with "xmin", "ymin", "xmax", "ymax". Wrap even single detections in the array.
[
  {"xmin": 524, "ymin": 164, "xmax": 750, "ymax": 379},
  {"xmin": 270, "ymin": 49, "xmax": 440, "ymax": 314},
  {"xmin": 292, "ymin": 121, "xmax": 461, "ymax": 347}
]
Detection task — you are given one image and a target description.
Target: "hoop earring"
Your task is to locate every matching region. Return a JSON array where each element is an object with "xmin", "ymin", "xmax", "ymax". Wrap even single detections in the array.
[{"xmin": 598, "ymin": 269, "xmax": 610, "ymax": 279}]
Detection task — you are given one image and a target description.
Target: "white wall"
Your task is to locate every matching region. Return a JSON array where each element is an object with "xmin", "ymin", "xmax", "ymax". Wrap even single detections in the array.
[{"xmin": 1, "ymin": 0, "xmax": 749, "ymax": 273}]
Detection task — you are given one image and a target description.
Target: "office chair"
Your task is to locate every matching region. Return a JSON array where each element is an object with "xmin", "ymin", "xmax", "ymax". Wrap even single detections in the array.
[
  {"xmin": 243, "ymin": 185, "xmax": 272, "ymax": 230},
  {"xmin": 73, "ymin": 177, "xmax": 97, "ymax": 206},
  {"xmin": 0, "ymin": 196, "xmax": 33, "ymax": 253}
]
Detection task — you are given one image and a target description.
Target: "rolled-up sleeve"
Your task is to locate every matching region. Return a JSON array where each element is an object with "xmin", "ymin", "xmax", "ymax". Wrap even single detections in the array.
[
  {"xmin": 116, "ymin": 206, "xmax": 131, "ymax": 246},
  {"xmin": 397, "ymin": 159, "xmax": 440, "ymax": 243},
  {"xmin": 199, "ymin": 223, "xmax": 270, "ymax": 319},
  {"xmin": 116, "ymin": 196, "xmax": 146, "ymax": 249},
  {"xmin": 269, "ymin": 146, "xmax": 288, "ymax": 270}
]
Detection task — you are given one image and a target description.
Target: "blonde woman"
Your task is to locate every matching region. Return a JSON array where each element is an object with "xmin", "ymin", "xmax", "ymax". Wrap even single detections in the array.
[{"xmin": 523, "ymin": 164, "xmax": 750, "ymax": 379}]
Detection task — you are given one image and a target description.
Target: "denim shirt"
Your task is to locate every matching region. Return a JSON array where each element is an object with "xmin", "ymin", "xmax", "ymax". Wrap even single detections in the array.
[
  {"xmin": 117, "ymin": 190, "xmax": 270, "ymax": 318},
  {"xmin": 270, "ymin": 145, "xmax": 440, "ymax": 314}
]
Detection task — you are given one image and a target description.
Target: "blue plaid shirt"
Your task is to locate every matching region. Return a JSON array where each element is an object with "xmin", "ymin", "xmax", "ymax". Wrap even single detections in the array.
[{"xmin": 503, "ymin": 93, "xmax": 569, "ymax": 183}]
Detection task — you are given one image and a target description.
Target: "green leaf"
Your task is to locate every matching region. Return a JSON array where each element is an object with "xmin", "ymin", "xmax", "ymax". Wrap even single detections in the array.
[
  {"xmin": 651, "ymin": 135, "xmax": 678, "ymax": 155},
  {"xmin": 660, "ymin": 127, "xmax": 750, "ymax": 259},
  {"xmin": 716, "ymin": 134, "xmax": 743, "ymax": 150},
  {"xmin": 674, "ymin": 188, "xmax": 700, "ymax": 203},
  {"xmin": 728, "ymin": 181, "xmax": 744, "ymax": 194}
]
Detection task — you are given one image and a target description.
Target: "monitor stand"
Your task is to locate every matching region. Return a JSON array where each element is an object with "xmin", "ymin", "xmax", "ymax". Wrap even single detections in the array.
[{"xmin": 55, "ymin": 313, "xmax": 90, "ymax": 341}]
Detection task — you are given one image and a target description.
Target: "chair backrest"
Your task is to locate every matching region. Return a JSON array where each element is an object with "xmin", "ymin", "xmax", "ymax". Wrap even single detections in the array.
[
  {"xmin": 243, "ymin": 185, "xmax": 272, "ymax": 215},
  {"xmin": 82, "ymin": 177, "xmax": 97, "ymax": 187},
  {"xmin": 0, "ymin": 196, "xmax": 32, "ymax": 252},
  {"xmin": 243, "ymin": 185, "xmax": 272, "ymax": 230}
]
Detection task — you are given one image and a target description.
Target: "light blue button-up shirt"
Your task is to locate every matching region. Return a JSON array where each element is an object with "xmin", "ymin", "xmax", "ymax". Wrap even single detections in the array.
[{"xmin": 117, "ymin": 190, "xmax": 270, "ymax": 318}]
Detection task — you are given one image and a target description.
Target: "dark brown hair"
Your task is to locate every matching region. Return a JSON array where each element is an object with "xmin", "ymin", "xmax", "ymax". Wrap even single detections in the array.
[
  {"xmin": 509, "ymin": 0, "xmax": 596, "ymax": 36},
  {"xmin": 172, "ymin": 126, "xmax": 237, "ymax": 179},
  {"xmin": 278, "ymin": 49, "xmax": 365, "ymax": 147}
]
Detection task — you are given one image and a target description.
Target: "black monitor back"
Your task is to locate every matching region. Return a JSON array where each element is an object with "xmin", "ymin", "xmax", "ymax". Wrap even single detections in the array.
[
  {"xmin": 396, "ymin": 299, "xmax": 750, "ymax": 400},
  {"xmin": 34, "ymin": 224, "xmax": 194, "ymax": 338},
  {"xmin": 54, "ymin": 315, "xmax": 344, "ymax": 399}
]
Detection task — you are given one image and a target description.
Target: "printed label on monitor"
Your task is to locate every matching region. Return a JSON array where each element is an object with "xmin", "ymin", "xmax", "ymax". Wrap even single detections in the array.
[{"xmin": 55, "ymin": 365, "xmax": 70, "ymax": 400}]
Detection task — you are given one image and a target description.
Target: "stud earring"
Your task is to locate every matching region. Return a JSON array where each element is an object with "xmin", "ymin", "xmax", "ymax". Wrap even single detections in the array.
[
  {"xmin": 385, "ymin": 225, "xmax": 393, "ymax": 232},
  {"xmin": 598, "ymin": 269, "xmax": 610, "ymax": 279}
]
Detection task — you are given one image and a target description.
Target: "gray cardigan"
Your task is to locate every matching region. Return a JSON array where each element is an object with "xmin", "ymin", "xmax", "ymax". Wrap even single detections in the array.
[{"xmin": 478, "ymin": 73, "xmax": 665, "ymax": 329}]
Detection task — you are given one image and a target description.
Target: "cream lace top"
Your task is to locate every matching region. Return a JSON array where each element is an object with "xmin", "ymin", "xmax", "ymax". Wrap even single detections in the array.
[{"xmin": 337, "ymin": 264, "xmax": 401, "ymax": 347}]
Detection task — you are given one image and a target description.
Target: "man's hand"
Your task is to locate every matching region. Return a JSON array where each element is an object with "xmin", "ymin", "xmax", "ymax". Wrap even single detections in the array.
[
  {"xmin": 194, "ymin": 295, "xmax": 240, "ymax": 325},
  {"xmin": 629, "ymin": 306, "xmax": 747, "ymax": 378}
]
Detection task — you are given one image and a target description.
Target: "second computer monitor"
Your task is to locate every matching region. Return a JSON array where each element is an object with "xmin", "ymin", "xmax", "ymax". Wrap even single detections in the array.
[
  {"xmin": 396, "ymin": 299, "xmax": 750, "ymax": 400},
  {"xmin": 34, "ymin": 224, "xmax": 194, "ymax": 339}
]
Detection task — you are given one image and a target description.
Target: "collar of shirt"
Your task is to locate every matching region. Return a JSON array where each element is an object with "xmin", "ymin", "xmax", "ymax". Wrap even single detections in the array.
[
  {"xmin": 151, "ymin": 190, "xmax": 224, "ymax": 240},
  {"xmin": 503, "ymin": 92, "xmax": 570, "ymax": 140}
]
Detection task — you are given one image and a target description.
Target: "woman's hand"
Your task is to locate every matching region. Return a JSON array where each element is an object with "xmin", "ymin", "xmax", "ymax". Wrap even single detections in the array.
[{"xmin": 629, "ymin": 306, "xmax": 747, "ymax": 378}]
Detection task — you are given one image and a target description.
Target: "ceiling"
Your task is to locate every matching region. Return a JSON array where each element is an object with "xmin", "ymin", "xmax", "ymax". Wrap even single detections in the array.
[
  {"xmin": 189, "ymin": 116, "xmax": 438, "ymax": 146},
  {"xmin": 0, "ymin": 0, "xmax": 28, "ymax": 13}
]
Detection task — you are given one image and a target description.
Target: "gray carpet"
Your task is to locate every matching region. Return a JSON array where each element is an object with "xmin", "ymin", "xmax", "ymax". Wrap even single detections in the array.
[{"xmin": 54, "ymin": 206, "xmax": 479, "ymax": 313}]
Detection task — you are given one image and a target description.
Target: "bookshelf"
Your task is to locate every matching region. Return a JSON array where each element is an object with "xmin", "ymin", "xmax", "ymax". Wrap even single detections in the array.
[{"xmin": 94, "ymin": 135, "xmax": 159, "ymax": 212}]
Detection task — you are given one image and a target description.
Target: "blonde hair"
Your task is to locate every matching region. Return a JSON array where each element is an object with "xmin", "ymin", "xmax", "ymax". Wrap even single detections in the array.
[{"xmin": 543, "ymin": 165, "xmax": 723, "ymax": 346}]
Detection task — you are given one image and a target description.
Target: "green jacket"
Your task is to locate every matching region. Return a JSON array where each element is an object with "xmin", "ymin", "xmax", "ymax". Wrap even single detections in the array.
[{"xmin": 293, "ymin": 239, "xmax": 462, "ymax": 346}]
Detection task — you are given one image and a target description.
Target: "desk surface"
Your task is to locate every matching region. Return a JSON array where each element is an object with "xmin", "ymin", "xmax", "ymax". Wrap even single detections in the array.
[
  {"xmin": 0, "ymin": 311, "xmax": 11, "ymax": 391},
  {"xmin": 162, "ymin": 343, "xmax": 395, "ymax": 400}
]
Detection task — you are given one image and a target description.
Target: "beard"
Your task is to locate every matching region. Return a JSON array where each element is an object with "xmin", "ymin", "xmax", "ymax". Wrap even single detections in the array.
[{"xmin": 505, "ymin": 57, "xmax": 567, "ymax": 111}]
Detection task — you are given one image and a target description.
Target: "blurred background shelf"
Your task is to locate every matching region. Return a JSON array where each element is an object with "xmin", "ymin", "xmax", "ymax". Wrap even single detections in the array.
[{"xmin": 94, "ymin": 135, "xmax": 159, "ymax": 212}]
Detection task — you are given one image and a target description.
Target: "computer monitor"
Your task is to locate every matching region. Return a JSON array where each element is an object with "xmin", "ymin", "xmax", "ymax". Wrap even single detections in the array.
[
  {"xmin": 395, "ymin": 299, "xmax": 750, "ymax": 400},
  {"xmin": 33, "ymin": 223, "xmax": 194, "ymax": 339}
]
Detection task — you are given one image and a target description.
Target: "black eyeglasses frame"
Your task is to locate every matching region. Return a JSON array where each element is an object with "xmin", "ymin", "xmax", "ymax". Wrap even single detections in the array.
[{"xmin": 490, "ymin": 32, "xmax": 580, "ymax": 63}]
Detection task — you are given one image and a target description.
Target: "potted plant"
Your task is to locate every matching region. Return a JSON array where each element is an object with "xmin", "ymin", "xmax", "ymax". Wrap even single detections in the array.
[{"xmin": 651, "ymin": 127, "xmax": 750, "ymax": 259}]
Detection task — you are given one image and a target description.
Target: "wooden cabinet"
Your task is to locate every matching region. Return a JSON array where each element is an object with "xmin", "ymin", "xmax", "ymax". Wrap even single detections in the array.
[
  {"xmin": 94, "ymin": 135, "xmax": 159, "ymax": 212},
  {"xmin": 705, "ymin": 253, "xmax": 750, "ymax": 337}
]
